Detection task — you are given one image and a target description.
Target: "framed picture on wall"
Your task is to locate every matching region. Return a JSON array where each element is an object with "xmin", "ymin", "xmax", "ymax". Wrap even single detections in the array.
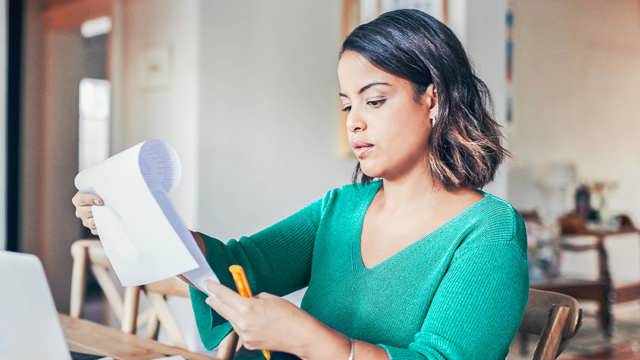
[{"xmin": 338, "ymin": 0, "xmax": 449, "ymax": 156}]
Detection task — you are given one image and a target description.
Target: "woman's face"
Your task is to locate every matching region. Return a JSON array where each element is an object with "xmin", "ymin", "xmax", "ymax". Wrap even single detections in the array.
[{"xmin": 338, "ymin": 50, "xmax": 437, "ymax": 180}]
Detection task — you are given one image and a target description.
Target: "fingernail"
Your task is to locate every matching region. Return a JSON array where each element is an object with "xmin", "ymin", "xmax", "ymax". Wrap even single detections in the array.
[{"xmin": 94, "ymin": 199, "xmax": 103, "ymax": 205}]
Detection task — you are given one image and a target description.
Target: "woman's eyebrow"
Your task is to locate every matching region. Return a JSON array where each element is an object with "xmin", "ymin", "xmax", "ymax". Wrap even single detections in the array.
[{"xmin": 339, "ymin": 82, "xmax": 391, "ymax": 97}]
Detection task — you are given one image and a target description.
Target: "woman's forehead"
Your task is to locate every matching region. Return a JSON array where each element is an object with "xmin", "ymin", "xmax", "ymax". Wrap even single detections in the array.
[
  {"xmin": 338, "ymin": 51, "xmax": 405, "ymax": 93},
  {"xmin": 338, "ymin": 51, "xmax": 384, "ymax": 76}
]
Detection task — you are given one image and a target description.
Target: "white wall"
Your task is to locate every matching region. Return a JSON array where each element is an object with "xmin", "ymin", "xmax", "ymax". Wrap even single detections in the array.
[
  {"xmin": 114, "ymin": 0, "xmax": 200, "ymax": 227},
  {"xmin": 466, "ymin": 0, "xmax": 509, "ymax": 199},
  {"xmin": 0, "ymin": 0, "xmax": 6, "ymax": 250},
  {"xmin": 196, "ymin": 0, "xmax": 354, "ymax": 239},
  {"xmin": 448, "ymin": 0, "xmax": 509, "ymax": 199},
  {"xmin": 508, "ymin": 0, "xmax": 640, "ymax": 223}
]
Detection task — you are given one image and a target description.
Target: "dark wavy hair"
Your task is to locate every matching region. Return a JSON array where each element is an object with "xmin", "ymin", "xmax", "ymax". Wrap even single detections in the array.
[{"xmin": 341, "ymin": 9, "xmax": 510, "ymax": 191}]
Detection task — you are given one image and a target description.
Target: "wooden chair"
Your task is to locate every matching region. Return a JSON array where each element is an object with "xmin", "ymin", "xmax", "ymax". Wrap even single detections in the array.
[
  {"xmin": 519, "ymin": 289, "xmax": 583, "ymax": 360},
  {"xmin": 69, "ymin": 239, "xmax": 239, "ymax": 359},
  {"xmin": 69, "ymin": 239, "xmax": 152, "ymax": 332},
  {"xmin": 142, "ymin": 277, "xmax": 241, "ymax": 358}
]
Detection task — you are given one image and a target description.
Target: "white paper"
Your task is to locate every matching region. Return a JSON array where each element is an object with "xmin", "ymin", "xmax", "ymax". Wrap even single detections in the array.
[{"xmin": 74, "ymin": 139, "xmax": 217, "ymax": 292}]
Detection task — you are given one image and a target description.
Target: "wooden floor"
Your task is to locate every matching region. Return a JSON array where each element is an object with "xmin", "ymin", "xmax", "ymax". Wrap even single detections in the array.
[{"xmin": 560, "ymin": 340, "xmax": 640, "ymax": 359}]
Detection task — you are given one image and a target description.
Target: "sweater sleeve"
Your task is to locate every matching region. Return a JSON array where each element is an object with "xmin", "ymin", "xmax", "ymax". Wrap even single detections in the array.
[
  {"xmin": 379, "ymin": 214, "xmax": 529, "ymax": 360},
  {"xmin": 189, "ymin": 192, "xmax": 328, "ymax": 350}
]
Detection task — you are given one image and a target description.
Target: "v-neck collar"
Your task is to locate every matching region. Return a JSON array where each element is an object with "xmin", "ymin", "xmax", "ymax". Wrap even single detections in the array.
[{"xmin": 353, "ymin": 180, "xmax": 488, "ymax": 271}]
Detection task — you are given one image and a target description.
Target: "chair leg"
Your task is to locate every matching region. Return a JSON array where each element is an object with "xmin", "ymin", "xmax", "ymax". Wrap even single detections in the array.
[
  {"xmin": 599, "ymin": 284, "xmax": 614, "ymax": 339},
  {"xmin": 147, "ymin": 292, "xmax": 187, "ymax": 348},
  {"xmin": 91, "ymin": 265, "xmax": 125, "ymax": 320},
  {"xmin": 121, "ymin": 286, "xmax": 141, "ymax": 334},
  {"xmin": 144, "ymin": 310, "xmax": 160, "ymax": 340},
  {"xmin": 69, "ymin": 244, "xmax": 88, "ymax": 318},
  {"xmin": 596, "ymin": 234, "xmax": 615, "ymax": 339}
]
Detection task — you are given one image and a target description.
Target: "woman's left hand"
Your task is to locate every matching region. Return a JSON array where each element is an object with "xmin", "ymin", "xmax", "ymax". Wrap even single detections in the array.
[{"xmin": 205, "ymin": 279, "xmax": 314, "ymax": 355}]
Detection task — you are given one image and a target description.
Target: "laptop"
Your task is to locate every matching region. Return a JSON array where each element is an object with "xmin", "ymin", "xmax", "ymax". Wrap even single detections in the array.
[{"xmin": 0, "ymin": 251, "xmax": 105, "ymax": 360}]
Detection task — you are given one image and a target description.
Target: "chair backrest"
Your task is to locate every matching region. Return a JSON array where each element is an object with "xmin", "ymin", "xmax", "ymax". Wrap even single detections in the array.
[
  {"xmin": 70, "ymin": 239, "xmax": 239, "ymax": 360},
  {"xmin": 519, "ymin": 289, "xmax": 582, "ymax": 360},
  {"xmin": 69, "ymin": 239, "xmax": 152, "ymax": 333},
  {"xmin": 143, "ymin": 273, "xmax": 240, "ymax": 359},
  {"xmin": 143, "ymin": 278, "xmax": 190, "ymax": 346}
]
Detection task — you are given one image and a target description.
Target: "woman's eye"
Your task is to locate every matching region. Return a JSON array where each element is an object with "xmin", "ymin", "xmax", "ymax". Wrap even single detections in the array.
[
  {"xmin": 340, "ymin": 99, "xmax": 385, "ymax": 112},
  {"xmin": 367, "ymin": 99, "xmax": 386, "ymax": 107}
]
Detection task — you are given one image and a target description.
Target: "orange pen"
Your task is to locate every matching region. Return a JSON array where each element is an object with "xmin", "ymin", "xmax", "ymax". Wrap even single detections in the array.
[{"xmin": 228, "ymin": 265, "xmax": 271, "ymax": 360}]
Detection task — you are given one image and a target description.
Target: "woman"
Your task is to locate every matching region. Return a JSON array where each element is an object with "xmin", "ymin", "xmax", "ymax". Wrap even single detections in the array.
[{"xmin": 73, "ymin": 9, "xmax": 528, "ymax": 360}]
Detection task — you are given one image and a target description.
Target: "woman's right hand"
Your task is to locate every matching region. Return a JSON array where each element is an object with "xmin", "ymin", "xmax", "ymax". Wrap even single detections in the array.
[{"xmin": 72, "ymin": 191, "xmax": 104, "ymax": 236}]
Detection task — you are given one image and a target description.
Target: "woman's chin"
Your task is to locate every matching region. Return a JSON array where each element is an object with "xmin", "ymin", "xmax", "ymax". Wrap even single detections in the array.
[{"xmin": 359, "ymin": 164, "xmax": 383, "ymax": 179}]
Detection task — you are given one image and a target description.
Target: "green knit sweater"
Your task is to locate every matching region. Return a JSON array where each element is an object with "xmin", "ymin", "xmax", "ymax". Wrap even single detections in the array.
[{"xmin": 189, "ymin": 179, "xmax": 529, "ymax": 359}]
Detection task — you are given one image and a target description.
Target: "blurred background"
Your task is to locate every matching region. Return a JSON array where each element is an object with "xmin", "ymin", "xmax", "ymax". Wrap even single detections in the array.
[{"xmin": 1, "ymin": 0, "xmax": 640, "ymax": 358}]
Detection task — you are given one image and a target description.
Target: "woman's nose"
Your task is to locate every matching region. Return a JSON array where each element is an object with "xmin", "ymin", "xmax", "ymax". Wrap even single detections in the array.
[{"xmin": 346, "ymin": 111, "xmax": 366, "ymax": 133}]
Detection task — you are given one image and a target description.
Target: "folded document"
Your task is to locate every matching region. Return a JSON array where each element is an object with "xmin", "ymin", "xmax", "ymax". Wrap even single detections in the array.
[{"xmin": 74, "ymin": 139, "xmax": 217, "ymax": 292}]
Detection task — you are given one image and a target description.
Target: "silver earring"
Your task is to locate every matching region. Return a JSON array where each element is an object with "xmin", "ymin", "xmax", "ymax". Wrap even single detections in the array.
[{"xmin": 431, "ymin": 117, "xmax": 437, "ymax": 126}]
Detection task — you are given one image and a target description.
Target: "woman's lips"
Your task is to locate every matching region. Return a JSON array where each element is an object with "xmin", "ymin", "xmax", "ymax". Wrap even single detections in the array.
[{"xmin": 354, "ymin": 145, "xmax": 374, "ymax": 159}]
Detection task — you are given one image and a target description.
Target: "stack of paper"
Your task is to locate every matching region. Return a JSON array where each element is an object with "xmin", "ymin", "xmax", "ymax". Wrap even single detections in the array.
[{"xmin": 74, "ymin": 139, "xmax": 217, "ymax": 292}]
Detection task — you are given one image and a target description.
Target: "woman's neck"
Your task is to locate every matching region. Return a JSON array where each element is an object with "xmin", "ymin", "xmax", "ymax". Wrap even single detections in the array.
[{"xmin": 378, "ymin": 161, "xmax": 443, "ymax": 216}]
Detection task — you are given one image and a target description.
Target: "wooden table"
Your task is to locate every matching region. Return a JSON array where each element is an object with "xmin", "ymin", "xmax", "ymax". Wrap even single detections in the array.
[
  {"xmin": 60, "ymin": 314, "xmax": 219, "ymax": 360},
  {"xmin": 533, "ymin": 226, "xmax": 640, "ymax": 338}
]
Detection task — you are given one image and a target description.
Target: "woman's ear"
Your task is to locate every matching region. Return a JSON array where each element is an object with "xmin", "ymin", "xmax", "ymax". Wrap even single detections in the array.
[{"xmin": 424, "ymin": 84, "xmax": 438, "ymax": 122}]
